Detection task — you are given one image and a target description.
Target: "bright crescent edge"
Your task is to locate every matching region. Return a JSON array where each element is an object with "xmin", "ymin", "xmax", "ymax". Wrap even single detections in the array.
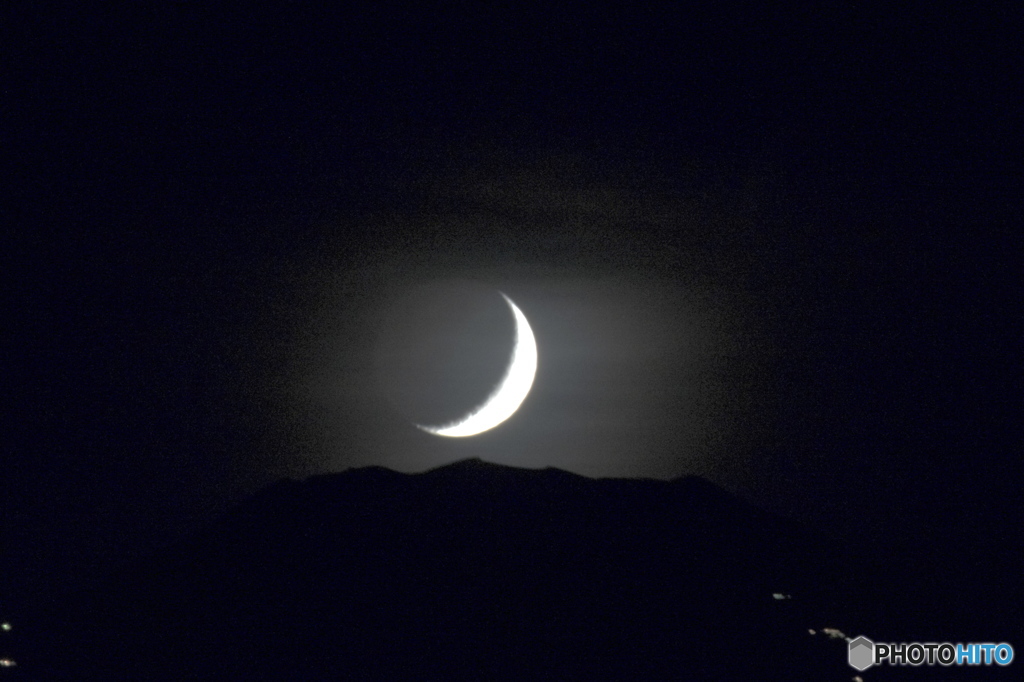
[{"xmin": 415, "ymin": 293, "xmax": 537, "ymax": 437}]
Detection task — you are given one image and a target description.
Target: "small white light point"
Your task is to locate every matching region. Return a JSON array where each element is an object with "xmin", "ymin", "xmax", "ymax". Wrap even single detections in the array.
[
  {"xmin": 0, "ymin": 658, "xmax": 16, "ymax": 667},
  {"xmin": 0, "ymin": 622, "xmax": 10, "ymax": 632}
]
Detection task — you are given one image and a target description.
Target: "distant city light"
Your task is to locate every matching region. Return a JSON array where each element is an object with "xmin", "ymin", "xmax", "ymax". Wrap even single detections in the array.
[
  {"xmin": 0, "ymin": 658, "xmax": 16, "ymax": 667},
  {"xmin": 0, "ymin": 622, "xmax": 10, "ymax": 632}
]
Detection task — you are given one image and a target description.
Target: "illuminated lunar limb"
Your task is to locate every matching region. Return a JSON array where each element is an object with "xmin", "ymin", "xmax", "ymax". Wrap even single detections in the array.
[{"xmin": 417, "ymin": 293, "xmax": 537, "ymax": 437}]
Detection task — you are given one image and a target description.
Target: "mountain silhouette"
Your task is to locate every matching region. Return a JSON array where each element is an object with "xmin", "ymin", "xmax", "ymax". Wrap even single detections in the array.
[{"xmin": 22, "ymin": 459, "xmax": 913, "ymax": 679}]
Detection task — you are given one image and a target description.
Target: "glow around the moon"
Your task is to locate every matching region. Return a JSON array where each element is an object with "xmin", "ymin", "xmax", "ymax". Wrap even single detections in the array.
[{"xmin": 417, "ymin": 293, "xmax": 537, "ymax": 437}]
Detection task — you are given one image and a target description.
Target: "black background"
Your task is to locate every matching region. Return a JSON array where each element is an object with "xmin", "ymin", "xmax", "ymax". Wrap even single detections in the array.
[{"xmin": 5, "ymin": 2, "xmax": 1020, "ymax": 620}]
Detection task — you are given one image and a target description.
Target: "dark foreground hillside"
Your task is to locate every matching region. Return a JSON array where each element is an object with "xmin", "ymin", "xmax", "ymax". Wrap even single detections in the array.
[{"xmin": 15, "ymin": 460, "xmax": 986, "ymax": 680}]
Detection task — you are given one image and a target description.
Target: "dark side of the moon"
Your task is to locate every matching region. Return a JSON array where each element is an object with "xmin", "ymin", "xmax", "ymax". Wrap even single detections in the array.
[{"xmin": 374, "ymin": 281, "xmax": 516, "ymax": 429}]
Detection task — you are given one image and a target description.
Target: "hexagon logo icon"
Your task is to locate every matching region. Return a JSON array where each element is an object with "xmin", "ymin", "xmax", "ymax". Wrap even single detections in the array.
[{"xmin": 848, "ymin": 636, "xmax": 875, "ymax": 671}]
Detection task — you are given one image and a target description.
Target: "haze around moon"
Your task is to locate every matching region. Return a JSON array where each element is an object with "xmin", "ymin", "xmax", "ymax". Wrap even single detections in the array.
[{"xmin": 417, "ymin": 293, "xmax": 537, "ymax": 437}]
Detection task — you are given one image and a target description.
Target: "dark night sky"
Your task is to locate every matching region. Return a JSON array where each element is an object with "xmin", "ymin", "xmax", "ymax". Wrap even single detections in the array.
[{"xmin": 5, "ymin": 3, "xmax": 1021, "ymax": 604}]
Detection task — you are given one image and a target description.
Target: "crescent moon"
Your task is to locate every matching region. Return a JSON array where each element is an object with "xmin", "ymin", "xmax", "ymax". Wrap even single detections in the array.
[{"xmin": 416, "ymin": 293, "xmax": 537, "ymax": 437}]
